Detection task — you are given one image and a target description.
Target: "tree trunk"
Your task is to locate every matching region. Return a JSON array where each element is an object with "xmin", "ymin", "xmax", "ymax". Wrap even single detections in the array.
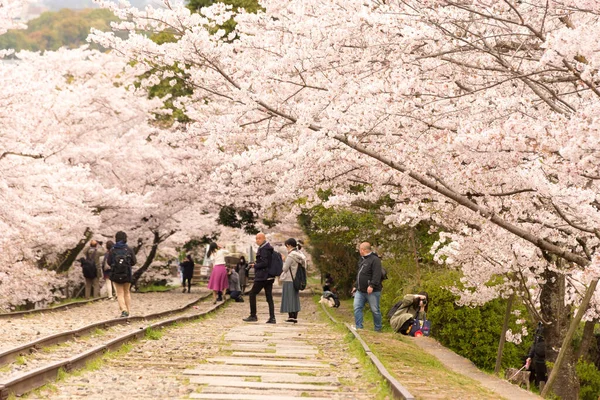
[
  {"xmin": 576, "ymin": 320, "xmax": 597, "ymax": 361},
  {"xmin": 539, "ymin": 265, "xmax": 580, "ymax": 399},
  {"xmin": 495, "ymin": 293, "xmax": 514, "ymax": 375},
  {"xmin": 50, "ymin": 227, "xmax": 93, "ymax": 273},
  {"xmin": 409, "ymin": 228, "xmax": 421, "ymax": 284},
  {"xmin": 131, "ymin": 230, "xmax": 161, "ymax": 288}
]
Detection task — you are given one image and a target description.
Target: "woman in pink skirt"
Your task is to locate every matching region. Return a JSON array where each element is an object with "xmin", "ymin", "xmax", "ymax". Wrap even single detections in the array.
[{"xmin": 207, "ymin": 242, "xmax": 229, "ymax": 304}]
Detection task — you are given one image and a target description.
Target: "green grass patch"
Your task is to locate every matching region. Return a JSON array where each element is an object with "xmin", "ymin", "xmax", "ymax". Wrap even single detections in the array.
[
  {"xmin": 145, "ymin": 327, "xmax": 163, "ymax": 340},
  {"xmin": 0, "ymin": 364, "xmax": 11, "ymax": 373},
  {"xmin": 15, "ymin": 356, "xmax": 26, "ymax": 365},
  {"xmin": 137, "ymin": 284, "xmax": 175, "ymax": 293}
]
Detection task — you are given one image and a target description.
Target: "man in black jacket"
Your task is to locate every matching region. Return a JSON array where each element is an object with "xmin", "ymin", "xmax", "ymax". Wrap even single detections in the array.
[
  {"xmin": 351, "ymin": 242, "xmax": 383, "ymax": 331},
  {"xmin": 243, "ymin": 232, "xmax": 276, "ymax": 323}
]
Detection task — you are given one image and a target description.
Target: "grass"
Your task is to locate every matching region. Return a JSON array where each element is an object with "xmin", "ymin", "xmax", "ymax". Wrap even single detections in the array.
[
  {"xmin": 137, "ymin": 284, "xmax": 175, "ymax": 293},
  {"xmin": 324, "ymin": 298, "xmax": 505, "ymax": 400},
  {"xmin": 145, "ymin": 327, "xmax": 163, "ymax": 340},
  {"xmin": 15, "ymin": 356, "xmax": 26, "ymax": 365}
]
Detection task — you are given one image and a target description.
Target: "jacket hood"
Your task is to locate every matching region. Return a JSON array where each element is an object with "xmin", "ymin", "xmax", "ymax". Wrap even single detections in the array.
[
  {"xmin": 288, "ymin": 249, "xmax": 306, "ymax": 264},
  {"xmin": 114, "ymin": 241, "xmax": 127, "ymax": 249}
]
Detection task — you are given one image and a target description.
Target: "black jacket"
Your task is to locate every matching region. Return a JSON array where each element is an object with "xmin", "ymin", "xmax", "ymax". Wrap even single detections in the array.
[
  {"xmin": 355, "ymin": 253, "xmax": 382, "ymax": 293},
  {"xmin": 254, "ymin": 242, "xmax": 274, "ymax": 281},
  {"xmin": 181, "ymin": 260, "xmax": 195, "ymax": 279}
]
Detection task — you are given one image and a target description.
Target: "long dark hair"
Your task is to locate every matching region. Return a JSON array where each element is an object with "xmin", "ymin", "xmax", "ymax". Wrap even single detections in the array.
[
  {"xmin": 238, "ymin": 256, "xmax": 246, "ymax": 264},
  {"xmin": 285, "ymin": 238, "xmax": 298, "ymax": 249},
  {"xmin": 207, "ymin": 242, "xmax": 218, "ymax": 257}
]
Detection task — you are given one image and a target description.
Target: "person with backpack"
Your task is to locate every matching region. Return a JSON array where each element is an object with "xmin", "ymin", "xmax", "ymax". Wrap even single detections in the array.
[
  {"xmin": 389, "ymin": 292, "xmax": 429, "ymax": 334},
  {"xmin": 351, "ymin": 242, "xmax": 383, "ymax": 332},
  {"xmin": 180, "ymin": 254, "xmax": 195, "ymax": 293},
  {"xmin": 102, "ymin": 240, "xmax": 115, "ymax": 299},
  {"xmin": 106, "ymin": 231, "xmax": 137, "ymax": 318},
  {"xmin": 243, "ymin": 232, "xmax": 277, "ymax": 324},
  {"xmin": 207, "ymin": 242, "xmax": 229, "ymax": 304},
  {"xmin": 280, "ymin": 238, "xmax": 306, "ymax": 323},
  {"xmin": 526, "ymin": 322, "xmax": 547, "ymax": 389},
  {"xmin": 80, "ymin": 239, "xmax": 105, "ymax": 299},
  {"xmin": 236, "ymin": 256, "xmax": 249, "ymax": 294}
]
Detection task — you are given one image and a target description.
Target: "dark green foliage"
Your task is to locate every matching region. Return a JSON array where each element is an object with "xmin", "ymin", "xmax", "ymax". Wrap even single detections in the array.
[
  {"xmin": 217, "ymin": 205, "xmax": 259, "ymax": 235},
  {"xmin": 183, "ymin": 235, "xmax": 218, "ymax": 252},
  {"xmin": 419, "ymin": 270, "xmax": 531, "ymax": 371},
  {"xmin": 577, "ymin": 359, "xmax": 600, "ymax": 400},
  {"xmin": 0, "ymin": 9, "xmax": 119, "ymax": 51}
]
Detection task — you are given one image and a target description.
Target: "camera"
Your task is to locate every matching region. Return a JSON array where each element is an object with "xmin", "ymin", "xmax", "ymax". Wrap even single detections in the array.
[{"xmin": 422, "ymin": 299, "xmax": 427, "ymax": 305}]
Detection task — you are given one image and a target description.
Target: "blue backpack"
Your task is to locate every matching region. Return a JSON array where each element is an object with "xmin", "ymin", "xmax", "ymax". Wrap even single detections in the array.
[{"xmin": 268, "ymin": 250, "xmax": 283, "ymax": 277}]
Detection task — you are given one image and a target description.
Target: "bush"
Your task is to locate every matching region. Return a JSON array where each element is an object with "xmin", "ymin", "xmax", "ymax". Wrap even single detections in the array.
[{"xmin": 577, "ymin": 359, "xmax": 600, "ymax": 400}]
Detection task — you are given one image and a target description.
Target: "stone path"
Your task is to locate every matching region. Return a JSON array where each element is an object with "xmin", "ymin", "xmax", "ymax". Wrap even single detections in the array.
[{"xmin": 27, "ymin": 294, "xmax": 381, "ymax": 399}]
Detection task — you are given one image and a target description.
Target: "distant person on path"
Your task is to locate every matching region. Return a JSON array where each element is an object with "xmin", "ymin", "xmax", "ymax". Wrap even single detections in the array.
[
  {"xmin": 227, "ymin": 266, "xmax": 244, "ymax": 302},
  {"xmin": 526, "ymin": 322, "xmax": 547, "ymax": 389},
  {"xmin": 207, "ymin": 242, "xmax": 229, "ymax": 304},
  {"xmin": 236, "ymin": 256, "xmax": 249, "ymax": 294},
  {"xmin": 280, "ymin": 238, "xmax": 304, "ymax": 324},
  {"xmin": 180, "ymin": 254, "xmax": 195, "ymax": 293},
  {"xmin": 107, "ymin": 231, "xmax": 137, "ymax": 318},
  {"xmin": 323, "ymin": 272, "xmax": 335, "ymax": 293},
  {"xmin": 388, "ymin": 292, "xmax": 429, "ymax": 334},
  {"xmin": 351, "ymin": 242, "xmax": 383, "ymax": 332},
  {"xmin": 102, "ymin": 240, "xmax": 115, "ymax": 299},
  {"xmin": 81, "ymin": 239, "xmax": 105, "ymax": 299},
  {"xmin": 243, "ymin": 232, "xmax": 276, "ymax": 324}
]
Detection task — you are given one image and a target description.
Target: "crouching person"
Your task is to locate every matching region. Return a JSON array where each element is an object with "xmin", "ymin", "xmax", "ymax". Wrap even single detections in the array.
[
  {"xmin": 389, "ymin": 292, "xmax": 429, "ymax": 335},
  {"xmin": 227, "ymin": 267, "xmax": 244, "ymax": 302}
]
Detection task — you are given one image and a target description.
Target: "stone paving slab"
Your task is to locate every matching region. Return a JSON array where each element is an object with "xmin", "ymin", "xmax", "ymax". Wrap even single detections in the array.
[
  {"xmin": 190, "ymin": 394, "xmax": 332, "ymax": 400},
  {"xmin": 183, "ymin": 369, "xmax": 335, "ymax": 383},
  {"xmin": 207, "ymin": 357, "xmax": 329, "ymax": 368},
  {"xmin": 189, "ymin": 376, "xmax": 339, "ymax": 391},
  {"xmin": 230, "ymin": 351, "xmax": 313, "ymax": 358}
]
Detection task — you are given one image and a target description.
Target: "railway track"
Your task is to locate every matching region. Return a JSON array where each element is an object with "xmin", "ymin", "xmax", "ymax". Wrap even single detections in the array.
[
  {"xmin": 0, "ymin": 294, "xmax": 225, "ymax": 399},
  {"xmin": 0, "ymin": 298, "xmax": 105, "ymax": 320}
]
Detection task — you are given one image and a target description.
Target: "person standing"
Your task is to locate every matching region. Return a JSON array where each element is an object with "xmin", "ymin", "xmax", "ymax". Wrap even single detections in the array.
[
  {"xmin": 227, "ymin": 267, "xmax": 244, "ymax": 302},
  {"xmin": 280, "ymin": 238, "xmax": 304, "ymax": 323},
  {"xmin": 207, "ymin": 243, "xmax": 229, "ymax": 304},
  {"xmin": 107, "ymin": 231, "xmax": 137, "ymax": 318},
  {"xmin": 102, "ymin": 240, "xmax": 115, "ymax": 299},
  {"xmin": 180, "ymin": 254, "xmax": 195, "ymax": 293},
  {"xmin": 81, "ymin": 239, "xmax": 104, "ymax": 299},
  {"xmin": 351, "ymin": 242, "xmax": 383, "ymax": 332},
  {"xmin": 526, "ymin": 323, "xmax": 547, "ymax": 389},
  {"xmin": 243, "ymin": 232, "xmax": 276, "ymax": 324},
  {"xmin": 236, "ymin": 256, "xmax": 249, "ymax": 294}
]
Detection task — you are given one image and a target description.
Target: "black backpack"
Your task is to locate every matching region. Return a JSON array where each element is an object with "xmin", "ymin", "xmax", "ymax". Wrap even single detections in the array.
[
  {"xmin": 268, "ymin": 250, "xmax": 283, "ymax": 277},
  {"xmin": 110, "ymin": 247, "xmax": 132, "ymax": 284},
  {"xmin": 291, "ymin": 260, "xmax": 307, "ymax": 291},
  {"xmin": 381, "ymin": 267, "xmax": 388, "ymax": 281},
  {"xmin": 81, "ymin": 249, "xmax": 97, "ymax": 279}
]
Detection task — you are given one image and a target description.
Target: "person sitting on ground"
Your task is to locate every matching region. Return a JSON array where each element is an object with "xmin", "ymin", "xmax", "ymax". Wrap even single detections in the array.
[
  {"xmin": 180, "ymin": 254, "xmax": 195, "ymax": 293},
  {"xmin": 388, "ymin": 291, "xmax": 429, "ymax": 335},
  {"xmin": 323, "ymin": 272, "xmax": 335, "ymax": 293},
  {"xmin": 227, "ymin": 267, "xmax": 244, "ymax": 302}
]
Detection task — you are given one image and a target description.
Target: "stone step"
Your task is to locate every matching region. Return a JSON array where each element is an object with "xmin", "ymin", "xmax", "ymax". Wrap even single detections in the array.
[
  {"xmin": 190, "ymin": 394, "xmax": 331, "ymax": 400},
  {"xmin": 189, "ymin": 376, "xmax": 338, "ymax": 391},
  {"xmin": 230, "ymin": 351, "xmax": 315, "ymax": 359},
  {"xmin": 207, "ymin": 357, "xmax": 330, "ymax": 368},
  {"xmin": 183, "ymin": 369, "xmax": 336, "ymax": 383}
]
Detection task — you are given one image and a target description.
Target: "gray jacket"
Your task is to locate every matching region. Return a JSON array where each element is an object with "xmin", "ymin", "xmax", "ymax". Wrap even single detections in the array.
[{"xmin": 280, "ymin": 249, "xmax": 306, "ymax": 282}]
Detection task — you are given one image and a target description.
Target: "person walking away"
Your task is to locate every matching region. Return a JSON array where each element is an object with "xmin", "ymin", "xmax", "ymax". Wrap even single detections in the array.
[
  {"xmin": 243, "ymin": 232, "xmax": 276, "ymax": 323},
  {"xmin": 236, "ymin": 256, "xmax": 249, "ymax": 294},
  {"xmin": 280, "ymin": 238, "xmax": 304, "ymax": 323},
  {"xmin": 107, "ymin": 231, "xmax": 137, "ymax": 317},
  {"xmin": 81, "ymin": 239, "xmax": 104, "ymax": 299},
  {"xmin": 207, "ymin": 242, "xmax": 229, "ymax": 304},
  {"xmin": 102, "ymin": 240, "xmax": 115, "ymax": 299},
  {"xmin": 526, "ymin": 322, "xmax": 547, "ymax": 390},
  {"xmin": 180, "ymin": 254, "xmax": 195, "ymax": 293},
  {"xmin": 351, "ymin": 242, "xmax": 383, "ymax": 332},
  {"xmin": 389, "ymin": 292, "xmax": 429, "ymax": 334},
  {"xmin": 227, "ymin": 267, "xmax": 244, "ymax": 302}
]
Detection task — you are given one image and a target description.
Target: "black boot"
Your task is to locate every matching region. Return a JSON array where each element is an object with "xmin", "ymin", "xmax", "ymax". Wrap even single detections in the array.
[{"xmin": 266, "ymin": 317, "xmax": 276, "ymax": 324}]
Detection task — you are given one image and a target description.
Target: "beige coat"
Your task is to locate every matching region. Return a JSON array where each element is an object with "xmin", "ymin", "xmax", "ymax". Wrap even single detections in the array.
[{"xmin": 280, "ymin": 250, "xmax": 306, "ymax": 282}]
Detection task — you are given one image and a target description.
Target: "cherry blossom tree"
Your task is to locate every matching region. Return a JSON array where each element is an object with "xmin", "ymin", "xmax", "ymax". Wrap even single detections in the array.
[{"xmin": 88, "ymin": 0, "xmax": 600, "ymax": 396}]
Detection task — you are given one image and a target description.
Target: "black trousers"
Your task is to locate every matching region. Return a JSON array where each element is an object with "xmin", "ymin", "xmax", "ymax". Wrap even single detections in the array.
[
  {"xmin": 182, "ymin": 277, "xmax": 191, "ymax": 291},
  {"xmin": 248, "ymin": 279, "xmax": 275, "ymax": 319}
]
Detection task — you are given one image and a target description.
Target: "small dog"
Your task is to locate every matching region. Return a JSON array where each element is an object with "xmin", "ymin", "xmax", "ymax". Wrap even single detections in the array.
[{"xmin": 505, "ymin": 367, "xmax": 531, "ymax": 391}]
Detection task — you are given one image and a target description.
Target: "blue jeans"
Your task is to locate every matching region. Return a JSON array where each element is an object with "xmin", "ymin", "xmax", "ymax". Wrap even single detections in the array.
[{"xmin": 353, "ymin": 290, "xmax": 382, "ymax": 331}]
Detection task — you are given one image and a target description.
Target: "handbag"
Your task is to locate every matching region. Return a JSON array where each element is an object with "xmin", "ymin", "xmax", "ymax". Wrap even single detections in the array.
[{"xmin": 410, "ymin": 313, "xmax": 431, "ymax": 337}]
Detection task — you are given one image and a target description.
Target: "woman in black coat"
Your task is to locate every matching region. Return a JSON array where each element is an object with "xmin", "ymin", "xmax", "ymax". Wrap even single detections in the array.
[{"xmin": 181, "ymin": 255, "xmax": 195, "ymax": 293}]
